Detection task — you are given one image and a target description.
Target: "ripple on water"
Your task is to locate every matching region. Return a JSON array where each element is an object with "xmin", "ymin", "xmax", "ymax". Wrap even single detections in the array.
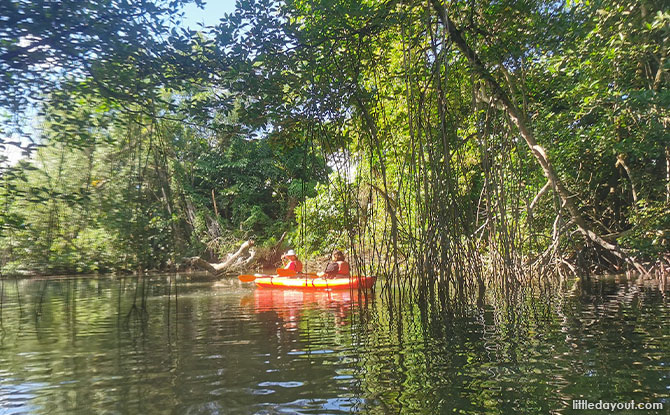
[
  {"xmin": 258, "ymin": 381, "xmax": 304, "ymax": 388},
  {"xmin": 0, "ymin": 276, "xmax": 668, "ymax": 415},
  {"xmin": 251, "ymin": 388, "xmax": 276, "ymax": 395}
]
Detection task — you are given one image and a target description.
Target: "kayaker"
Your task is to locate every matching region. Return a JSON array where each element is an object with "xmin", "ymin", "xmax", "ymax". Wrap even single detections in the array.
[
  {"xmin": 320, "ymin": 250, "xmax": 350, "ymax": 278},
  {"xmin": 281, "ymin": 249, "xmax": 303, "ymax": 273}
]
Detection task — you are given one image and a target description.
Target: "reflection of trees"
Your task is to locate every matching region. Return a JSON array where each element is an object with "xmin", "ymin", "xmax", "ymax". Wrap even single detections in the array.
[
  {"xmin": 0, "ymin": 276, "xmax": 667, "ymax": 414},
  {"xmin": 556, "ymin": 275, "xmax": 670, "ymax": 410},
  {"xmin": 355, "ymin": 276, "xmax": 669, "ymax": 414},
  {"xmin": 0, "ymin": 277, "xmax": 185, "ymax": 413}
]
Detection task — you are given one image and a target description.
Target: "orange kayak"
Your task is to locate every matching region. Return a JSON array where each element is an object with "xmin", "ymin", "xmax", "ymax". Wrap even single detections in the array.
[{"xmin": 254, "ymin": 274, "xmax": 376, "ymax": 290}]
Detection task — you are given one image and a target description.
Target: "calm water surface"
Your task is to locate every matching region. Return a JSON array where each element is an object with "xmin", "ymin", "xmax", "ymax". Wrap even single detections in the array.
[{"xmin": 0, "ymin": 274, "xmax": 668, "ymax": 414}]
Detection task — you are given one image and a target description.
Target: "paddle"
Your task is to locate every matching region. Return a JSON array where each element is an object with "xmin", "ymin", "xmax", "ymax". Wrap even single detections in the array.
[{"xmin": 238, "ymin": 274, "xmax": 261, "ymax": 282}]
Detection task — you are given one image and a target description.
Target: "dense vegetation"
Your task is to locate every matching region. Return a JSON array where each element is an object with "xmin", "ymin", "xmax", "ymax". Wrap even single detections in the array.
[{"xmin": 1, "ymin": 0, "xmax": 668, "ymax": 293}]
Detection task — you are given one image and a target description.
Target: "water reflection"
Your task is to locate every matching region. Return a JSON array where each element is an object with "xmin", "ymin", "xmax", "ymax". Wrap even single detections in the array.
[
  {"xmin": 0, "ymin": 274, "xmax": 667, "ymax": 414},
  {"xmin": 243, "ymin": 289, "xmax": 365, "ymax": 329}
]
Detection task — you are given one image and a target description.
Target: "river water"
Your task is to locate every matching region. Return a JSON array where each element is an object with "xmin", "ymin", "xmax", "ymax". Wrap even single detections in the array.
[{"xmin": 0, "ymin": 274, "xmax": 668, "ymax": 414}]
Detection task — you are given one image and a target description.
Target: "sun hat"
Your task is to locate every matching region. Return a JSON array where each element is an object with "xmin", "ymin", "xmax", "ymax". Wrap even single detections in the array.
[{"xmin": 285, "ymin": 249, "xmax": 296, "ymax": 256}]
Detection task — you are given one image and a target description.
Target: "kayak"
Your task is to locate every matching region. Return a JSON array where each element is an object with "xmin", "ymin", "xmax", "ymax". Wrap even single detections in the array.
[{"xmin": 253, "ymin": 274, "xmax": 376, "ymax": 290}]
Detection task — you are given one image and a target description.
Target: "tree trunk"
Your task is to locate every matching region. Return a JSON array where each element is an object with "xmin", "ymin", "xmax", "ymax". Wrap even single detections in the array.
[
  {"xmin": 429, "ymin": 0, "xmax": 641, "ymax": 270},
  {"xmin": 190, "ymin": 239, "xmax": 255, "ymax": 277}
]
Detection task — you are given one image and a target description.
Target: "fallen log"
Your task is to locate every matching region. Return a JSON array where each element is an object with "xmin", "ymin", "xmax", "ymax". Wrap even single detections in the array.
[{"xmin": 190, "ymin": 239, "xmax": 255, "ymax": 277}]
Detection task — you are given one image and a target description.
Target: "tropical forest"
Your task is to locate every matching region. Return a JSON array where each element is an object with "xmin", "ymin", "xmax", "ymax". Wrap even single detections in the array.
[{"xmin": 0, "ymin": 0, "xmax": 668, "ymax": 414}]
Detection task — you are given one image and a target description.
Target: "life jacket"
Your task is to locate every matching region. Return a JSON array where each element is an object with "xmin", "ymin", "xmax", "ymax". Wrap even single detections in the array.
[
  {"xmin": 336, "ymin": 261, "xmax": 350, "ymax": 276},
  {"xmin": 285, "ymin": 260, "xmax": 303, "ymax": 273}
]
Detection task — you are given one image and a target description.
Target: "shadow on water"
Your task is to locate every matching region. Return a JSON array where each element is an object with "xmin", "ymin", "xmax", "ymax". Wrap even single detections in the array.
[{"xmin": 0, "ymin": 272, "xmax": 667, "ymax": 414}]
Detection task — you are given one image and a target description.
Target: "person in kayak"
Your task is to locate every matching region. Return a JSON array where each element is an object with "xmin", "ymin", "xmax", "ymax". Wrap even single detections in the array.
[
  {"xmin": 319, "ymin": 250, "xmax": 350, "ymax": 278},
  {"xmin": 281, "ymin": 249, "xmax": 303, "ymax": 273}
]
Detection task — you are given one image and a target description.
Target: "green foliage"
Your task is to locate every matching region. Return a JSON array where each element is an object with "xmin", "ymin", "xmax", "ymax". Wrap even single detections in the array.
[
  {"xmin": 291, "ymin": 176, "xmax": 354, "ymax": 259},
  {"xmin": 530, "ymin": 0, "xmax": 669, "ymax": 218},
  {"xmin": 2, "ymin": 0, "xmax": 669, "ymax": 276},
  {"xmin": 0, "ymin": 0, "xmax": 200, "ymax": 109},
  {"xmin": 0, "ymin": 86, "xmax": 329, "ymax": 273},
  {"xmin": 619, "ymin": 201, "xmax": 670, "ymax": 256}
]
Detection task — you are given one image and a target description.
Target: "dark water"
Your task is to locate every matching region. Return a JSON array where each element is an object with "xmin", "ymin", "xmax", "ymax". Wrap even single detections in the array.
[{"xmin": 0, "ymin": 274, "xmax": 668, "ymax": 414}]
